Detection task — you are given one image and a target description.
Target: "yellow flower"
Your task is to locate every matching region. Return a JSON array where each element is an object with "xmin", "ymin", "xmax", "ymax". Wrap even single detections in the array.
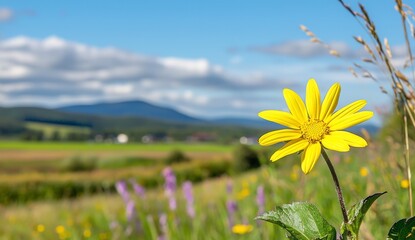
[
  {"xmin": 401, "ymin": 179, "xmax": 410, "ymax": 189},
  {"xmin": 55, "ymin": 225, "xmax": 65, "ymax": 234},
  {"xmin": 83, "ymin": 229, "xmax": 92, "ymax": 238},
  {"xmin": 236, "ymin": 188, "xmax": 250, "ymax": 200},
  {"xmin": 290, "ymin": 165, "xmax": 300, "ymax": 181},
  {"xmin": 290, "ymin": 171, "xmax": 299, "ymax": 181},
  {"xmin": 360, "ymin": 167, "xmax": 369, "ymax": 177},
  {"xmin": 36, "ymin": 224, "xmax": 45, "ymax": 233},
  {"xmin": 232, "ymin": 224, "xmax": 254, "ymax": 234},
  {"xmin": 258, "ymin": 79, "xmax": 372, "ymax": 174}
]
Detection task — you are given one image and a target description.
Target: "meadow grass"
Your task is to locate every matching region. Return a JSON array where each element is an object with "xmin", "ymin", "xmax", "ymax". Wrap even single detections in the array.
[
  {"xmin": 0, "ymin": 141, "xmax": 412, "ymax": 239},
  {"xmin": 0, "ymin": 141, "xmax": 233, "ymax": 152},
  {"xmin": 25, "ymin": 122, "xmax": 91, "ymax": 138}
]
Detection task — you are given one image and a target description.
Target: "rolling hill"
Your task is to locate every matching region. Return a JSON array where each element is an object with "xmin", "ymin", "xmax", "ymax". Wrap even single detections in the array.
[
  {"xmin": 0, "ymin": 105, "xmax": 264, "ymax": 142},
  {"xmin": 56, "ymin": 100, "xmax": 379, "ymax": 133},
  {"xmin": 0, "ymin": 99, "xmax": 379, "ymax": 142},
  {"xmin": 57, "ymin": 100, "xmax": 201, "ymax": 123}
]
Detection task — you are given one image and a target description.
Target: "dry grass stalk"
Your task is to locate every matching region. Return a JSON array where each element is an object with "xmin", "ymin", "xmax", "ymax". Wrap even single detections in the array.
[
  {"xmin": 299, "ymin": 25, "xmax": 341, "ymax": 58},
  {"xmin": 304, "ymin": 0, "xmax": 415, "ymax": 216},
  {"xmin": 345, "ymin": 0, "xmax": 415, "ymax": 216}
]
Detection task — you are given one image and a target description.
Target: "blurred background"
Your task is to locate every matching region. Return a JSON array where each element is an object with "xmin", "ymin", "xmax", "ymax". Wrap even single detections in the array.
[{"xmin": 0, "ymin": 1, "xmax": 411, "ymax": 239}]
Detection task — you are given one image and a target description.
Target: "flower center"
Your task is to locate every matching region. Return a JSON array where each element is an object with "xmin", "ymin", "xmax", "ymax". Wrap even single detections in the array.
[{"xmin": 300, "ymin": 119, "xmax": 329, "ymax": 143}]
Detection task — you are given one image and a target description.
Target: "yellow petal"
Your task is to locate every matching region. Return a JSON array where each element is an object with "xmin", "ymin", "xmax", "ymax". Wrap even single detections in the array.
[
  {"xmin": 329, "ymin": 131, "xmax": 367, "ymax": 147},
  {"xmin": 258, "ymin": 129, "xmax": 302, "ymax": 146},
  {"xmin": 321, "ymin": 134, "xmax": 350, "ymax": 152},
  {"xmin": 270, "ymin": 139, "xmax": 309, "ymax": 162},
  {"xmin": 258, "ymin": 110, "xmax": 301, "ymax": 129},
  {"xmin": 320, "ymin": 83, "xmax": 341, "ymax": 121},
  {"xmin": 301, "ymin": 143, "xmax": 321, "ymax": 174},
  {"xmin": 326, "ymin": 100, "xmax": 367, "ymax": 124},
  {"xmin": 283, "ymin": 89, "xmax": 308, "ymax": 123},
  {"xmin": 306, "ymin": 79, "xmax": 321, "ymax": 119},
  {"xmin": 328, "ymin": 111, "xmax": 373, "ymax": 131}
]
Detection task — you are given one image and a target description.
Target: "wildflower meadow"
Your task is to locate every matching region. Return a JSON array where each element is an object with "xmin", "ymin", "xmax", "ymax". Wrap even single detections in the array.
[{"xmin": 3, "ymin": 1, "xmax": 415, "ymax": 240}]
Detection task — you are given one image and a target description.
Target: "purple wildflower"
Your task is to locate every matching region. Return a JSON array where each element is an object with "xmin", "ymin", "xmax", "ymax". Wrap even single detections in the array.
[
  {"xmin": 226, "ymin": 179, "xmax": 233, "ymax": 194},
  {"xmin": 116, "ymin": 180, "xmax": 142, "ymax": 234},
  {"xmin": 256, "ymin": 185, "xmax": 265, "ymax": 215},
  {"xmin": 163, "ymin": 167, "xmax": 177, "ymax": 211},
  {"xmin": 182, "ymin": 181, "xmax": 195, "ymax": 218},
  {"xmin": 109, "ymin": 221, "xmax": 119, "ymax": 231},
  {"xmin": 225, "ymin": 179, "xmax": 237, "ymax": 228},
  {"xmin": 129, "ymin": 179, "xmax": 146, "ymax": 198},
  {"xmin": 115, "ymin": 180, "xmax": 130, "ymax": 203},
  {"xmin": 158, "ymin": 213, "xmax": 168, "ymax": 240},
  {"xmin": 126, "ymin": 200, "xmax": 136, "ymax": 222},
  {"xmin": 226, "ymin": 200, "xmax": 238, "ymax": 229}
]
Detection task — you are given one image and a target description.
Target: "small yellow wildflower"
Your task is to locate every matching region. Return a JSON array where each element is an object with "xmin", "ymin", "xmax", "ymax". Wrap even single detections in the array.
[
  {"xmin": 401, "ymin": 179, "xmax": 410, "ymax": 189},
  {"xmin": 36, "ymin": 224, "xmax": 45, "ymax": 233},
  {"xmin": 360, "ymin": 167, "xmax": 369, "ymax": 177},
  {"xmin": 55, "ymin": 225, "xmax": 65, "ymax": 234},
  {"xmin": 83, "ymin": 229, "xmax": 92, "ymax": 238},
  {"xmin": 232, "ymin": 224, "xmax": 254, "ymax": 234},
  {"xmin": 258, "ymin": 79, "xmax": 373, "ymax": 174},
  {"xmin": 290, "ymin": 165, "xmax": 300, "ymax": 180},
  {"xmin": 236, "ymin": 188, "xmax": 250, "ymax": 200},
  {"xmin": 290, "ymin": 171, "xmax": 298, "ymax": 181}
]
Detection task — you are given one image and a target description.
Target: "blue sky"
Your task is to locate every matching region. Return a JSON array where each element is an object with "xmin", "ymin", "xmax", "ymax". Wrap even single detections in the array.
[{"xmin": 0, "ymin": 1, "xmax": 408, "ymax": 124}]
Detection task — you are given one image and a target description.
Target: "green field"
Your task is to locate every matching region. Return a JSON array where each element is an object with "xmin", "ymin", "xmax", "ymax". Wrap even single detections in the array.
[
  {"xmin": 0, "ymin": 140, "xmax": 232, "ymax": 152},
  {"xmin": 25, "ymin": 122, "xmax": 91, "ymax": 138},
  {"xmin": 0, "ymin": 140, "xmax": 412, "ymax": 239},
  {"xmin": 0, "ymin": 142, "xmax": 411, "ymax": 239}
]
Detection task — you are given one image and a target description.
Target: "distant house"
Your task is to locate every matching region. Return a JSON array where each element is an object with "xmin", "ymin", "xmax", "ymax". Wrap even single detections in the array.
[
  {"xmin": 187, "ymin": 132, "xmax": 216, "ymax": 142},
  {"xmin": 141, "ymin": 133, "xmax": 170, "ymax": 143},
  {"xmin": 239, "ymin": 136, "xmax": 257, "ymax": 145},
  {"xmin": 116, "ymin": 133, "xmax": 129, "ymax": 144}
]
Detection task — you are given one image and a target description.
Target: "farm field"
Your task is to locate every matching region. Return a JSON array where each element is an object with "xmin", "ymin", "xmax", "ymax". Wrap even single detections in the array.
[
  {"xmin": 0, "ymin": 141, "xmax": 233, "ymax": 152},
  {"xmin": 25, "ymin": 122, "xmax": 91, "ymax": 139},
  {"xmin": 0, "ymin": 140, "xmax": 412, "ymax": 239}
]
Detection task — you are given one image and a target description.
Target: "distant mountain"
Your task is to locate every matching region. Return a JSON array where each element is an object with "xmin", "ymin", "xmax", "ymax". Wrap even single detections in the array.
[
  {"xmin": 56, "ymin": 100, "xmax": 380, "ymax": 132},
  {"xmin": 57, "ymin": 100, "xmax": 278, "ymax": 128},
  {"xmin": 57, "ymin": 100, "xmax": 201, "ymax": 123},
  {"xmin": 0, "ymin": 105, "xmax": 265, "ymax": 142}
]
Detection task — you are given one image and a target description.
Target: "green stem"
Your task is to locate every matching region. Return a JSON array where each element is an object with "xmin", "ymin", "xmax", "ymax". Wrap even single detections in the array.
[{"xmin": 321, "ymin": 149, "xmax": 349, "ymax": 225}]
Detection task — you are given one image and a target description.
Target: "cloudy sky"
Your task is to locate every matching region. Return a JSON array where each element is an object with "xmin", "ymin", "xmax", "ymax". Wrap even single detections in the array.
[{"xmin": 0, "ymin": 1, "xmax": 409, "ymax": 124}]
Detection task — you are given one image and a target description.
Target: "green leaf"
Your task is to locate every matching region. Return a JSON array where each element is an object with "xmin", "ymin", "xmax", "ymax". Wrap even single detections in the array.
[
  {"xmin": 255, "ymin": 202, "xmax": 337, "ymax": 240},
  {"xmin": 341, "ymin": 192, "xmax": 386, "ymax": 239},
  {"xmin": 387, "ymin": 216, "xmax": 415, "ymax": 240},
  {"xmin": 388, "ymin": 218, "xmax": 407, "ymax": 239}
]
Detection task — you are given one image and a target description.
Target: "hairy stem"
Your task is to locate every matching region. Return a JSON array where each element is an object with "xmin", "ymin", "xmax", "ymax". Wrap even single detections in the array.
[
  {"xmin": 404, "ymin": 107, "xmax": 413, "ymax": 216},
  {"xmin": 321, "ymin": 149, "xmax": 349, "ymax": 224}
]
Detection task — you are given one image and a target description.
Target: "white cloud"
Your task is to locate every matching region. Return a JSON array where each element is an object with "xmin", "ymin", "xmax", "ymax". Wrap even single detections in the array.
[
  {"xmin": 0, "ymin": 36, "xmax": 287, "ymax": 118},
  {"xmin": 0, "ymin": 35, "xmax": 388, "ymax": 121},
  {"xmin": 251, "ymin": 39, "xmax": 413, "ymax": 65},
  {"xmin": 252, "ymin": 39, "xmax": 361, "ymax": 58},
  {"xmin": 0, "ymin": 8, "xmax": 13, "ymax": 22}
]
